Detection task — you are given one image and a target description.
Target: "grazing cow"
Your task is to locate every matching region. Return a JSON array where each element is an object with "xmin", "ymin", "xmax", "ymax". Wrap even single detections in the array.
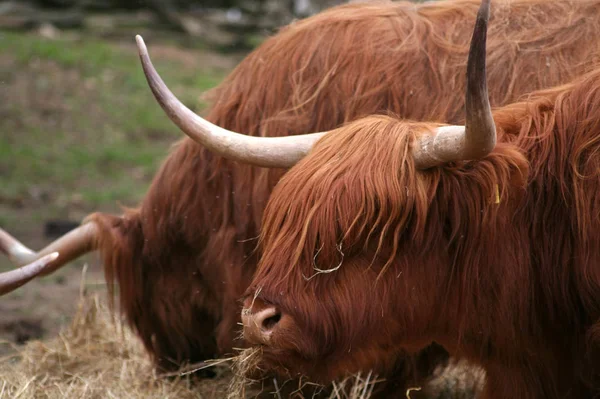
[
  {"xmin": 1, "ymin": 0, "xmax": 600, "ymax": 387},
  {"xmin": 137, "ymin": 0, "xmax": 600, "ymax": 397}
]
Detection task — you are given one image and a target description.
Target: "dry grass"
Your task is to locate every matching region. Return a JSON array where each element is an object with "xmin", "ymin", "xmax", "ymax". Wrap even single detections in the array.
[
  {"xmin": 0, "ymin": 295, "xmax": 231, "ymax": 398},
  {"xmin": 0, "ymin": 264, "xmax": 230, "ymax": 398},
  {"xmin": 0, "ymin": 268, "xmax": 485, "ymax": 399}
]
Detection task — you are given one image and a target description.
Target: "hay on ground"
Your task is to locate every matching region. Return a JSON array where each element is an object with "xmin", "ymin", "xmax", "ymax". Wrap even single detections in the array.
[
  {"xmin": 0, "ymin": 291, "xmax": 233, "ymax": 399},
  {"xmin": 0, "ymin": 288, "xmax": 484, "ymax": 399}
]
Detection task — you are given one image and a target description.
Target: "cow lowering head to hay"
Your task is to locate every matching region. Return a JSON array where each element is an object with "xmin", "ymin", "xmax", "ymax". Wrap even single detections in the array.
[{"xmin": 1, "ymin": 0, "xmax": 600, "ymax": 391}]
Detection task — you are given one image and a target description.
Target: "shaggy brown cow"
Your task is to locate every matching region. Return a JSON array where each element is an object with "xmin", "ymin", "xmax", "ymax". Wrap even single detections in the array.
[
  {"xmin": 1, "ymin": 0, "xmax": 600, "ymax": 386},
  {"xmin": 138, "ymin": 1, "xmax": 600, "ymax": 397}
]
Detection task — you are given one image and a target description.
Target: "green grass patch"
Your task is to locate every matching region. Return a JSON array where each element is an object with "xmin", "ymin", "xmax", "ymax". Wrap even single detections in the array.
[{"xmin": 0, "ymin": 31, "xmax": 232, "ymax": 217}]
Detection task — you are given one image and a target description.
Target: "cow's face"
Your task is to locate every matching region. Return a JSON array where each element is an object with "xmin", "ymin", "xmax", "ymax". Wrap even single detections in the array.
[
  {"xmin": 241, "ymin": 255, "xmax": 442, "ymax": 382},
  {"xmin": 241, "ymin": 117, "xmax": 448, "ymax": 381}
]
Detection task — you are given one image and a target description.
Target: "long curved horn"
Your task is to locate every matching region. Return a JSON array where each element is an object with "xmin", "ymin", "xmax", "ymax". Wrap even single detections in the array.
[
  {"xmin": 0, "ymin": 223, "xmax": 97, "ymax": 284},
  {"xmin": 411, "ymin": 0, "xmax": 496, "ymax": 169},
  {"xmin": 135, "ymin": 35, "xmax": 326, "ymax": 169},
  {"xmin": 0, "ymin": 252, "xmax": 59, "ymax": 295}
]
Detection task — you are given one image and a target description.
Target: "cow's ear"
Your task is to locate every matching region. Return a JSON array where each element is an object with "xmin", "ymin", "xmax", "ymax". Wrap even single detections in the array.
[{"xmin": 85, "ymin": 212, "xmax": 144, "ymax": 311}]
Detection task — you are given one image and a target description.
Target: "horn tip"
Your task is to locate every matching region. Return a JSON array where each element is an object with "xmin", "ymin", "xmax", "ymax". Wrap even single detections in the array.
[
  {"xmin": 135, "ymin": 35, "xmax": 147, "ymax": 56},
  {"xmin": 480, "ymin": 0, "xmax": 491, "ymax": 18}
]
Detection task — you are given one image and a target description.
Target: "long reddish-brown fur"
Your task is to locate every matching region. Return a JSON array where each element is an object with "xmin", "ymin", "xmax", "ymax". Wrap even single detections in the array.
[
  {"xmin": 247, "ymin": 62, "xmax": 600, "ymax": 399},
  {"xmin": 82, "ymin": 0, "xmax": 600, "ymax": 380}
]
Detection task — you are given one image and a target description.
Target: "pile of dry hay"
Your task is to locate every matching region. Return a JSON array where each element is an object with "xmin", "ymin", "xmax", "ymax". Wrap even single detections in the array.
[
  {"xmin": 0, "ymin": 291, "xmax": 233, "ymax": 398},
  {"xmin": 0, "ymin": 289, "xmax": 484, "ymax": 398}
]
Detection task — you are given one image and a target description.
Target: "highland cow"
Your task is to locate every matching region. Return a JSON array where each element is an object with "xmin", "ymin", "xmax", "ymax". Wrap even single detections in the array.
[{"xmin": 1, "ymin": 1, "xmax": 600, "ymax": 390}]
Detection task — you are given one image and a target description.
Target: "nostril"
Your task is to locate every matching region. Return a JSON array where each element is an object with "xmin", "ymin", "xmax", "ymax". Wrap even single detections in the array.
[
  {"xmin": 261, "ymin": 312, "xmax": 281, "ymax": 331},
  {"xmin": 242, "ymin": 303, "xmax": 283, "ymax": 344}
]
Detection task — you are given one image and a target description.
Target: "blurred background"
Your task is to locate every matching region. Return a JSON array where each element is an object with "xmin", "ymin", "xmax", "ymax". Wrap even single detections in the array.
[{"xmin": 0, "ymin": 0, "xmax": 426, "ymax": 353}]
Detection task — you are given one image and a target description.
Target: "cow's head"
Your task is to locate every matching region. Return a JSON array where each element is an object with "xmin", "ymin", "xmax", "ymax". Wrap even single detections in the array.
[{"xmin": 239, "ymin": 116, "xmax": 456, "ymax": 381}]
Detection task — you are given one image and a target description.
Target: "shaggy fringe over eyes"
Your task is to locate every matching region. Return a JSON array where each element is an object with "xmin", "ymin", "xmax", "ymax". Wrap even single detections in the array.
[
  {"xmin": 256, "ymin": 116, "xmax": 425, "ymax": 285},
  {"xmin": 255, "ymin": 115, "xmax": 528, "ymax": 288}
]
